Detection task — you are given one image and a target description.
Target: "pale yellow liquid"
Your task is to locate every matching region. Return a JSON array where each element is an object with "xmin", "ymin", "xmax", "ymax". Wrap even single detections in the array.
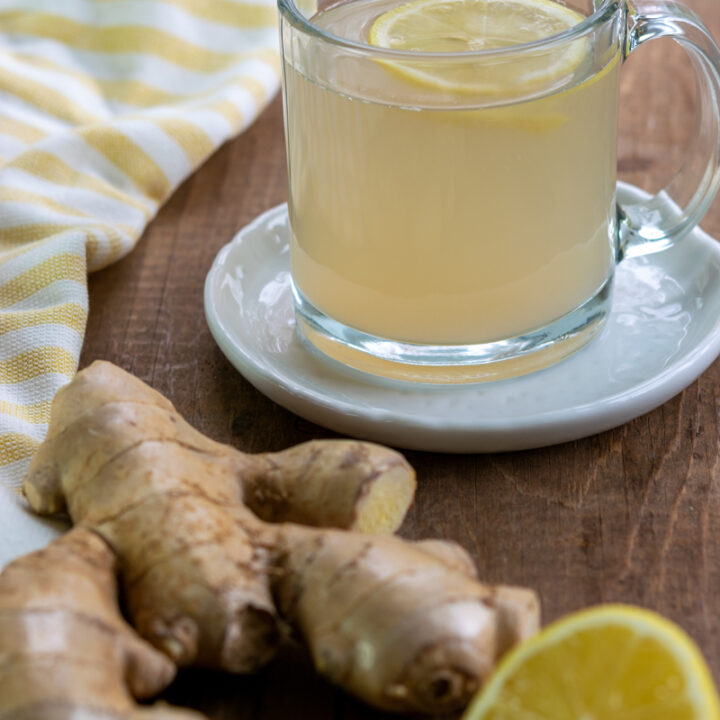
[{"xmin": 285, "ymin": 0, "xmax": 620, "ymax": 344}]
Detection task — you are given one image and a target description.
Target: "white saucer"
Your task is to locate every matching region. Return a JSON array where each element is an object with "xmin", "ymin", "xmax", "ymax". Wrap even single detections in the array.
[{"xmin": 204, "ymin": 184, "xmax": 720, "ymax": 453}]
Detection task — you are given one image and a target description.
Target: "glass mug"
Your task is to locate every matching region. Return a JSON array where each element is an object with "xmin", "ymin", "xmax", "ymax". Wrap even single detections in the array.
[{"xmin": 278, "ymin": 0, "xmax": 720, "ymax": 383}]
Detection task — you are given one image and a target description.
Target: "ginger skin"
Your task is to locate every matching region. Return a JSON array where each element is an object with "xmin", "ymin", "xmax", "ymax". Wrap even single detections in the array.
[
  {"xmin": 240, "ymin": 439, "xmax": 416, "ymax": 533},
  {"xmin": 272, "ymin": 525, "xmax": 539, "ymax": 712},
  {"xmin": 14, "ymin": 360, "xmax": 540, "ymax": 715},
  {"xmin": 0, "ymin": 526, "xmax": 203, "ymax": 720}
]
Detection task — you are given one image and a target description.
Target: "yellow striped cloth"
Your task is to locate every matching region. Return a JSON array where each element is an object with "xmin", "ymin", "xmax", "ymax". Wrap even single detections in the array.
[{"xmin": 0, "ymin": 0, "xmax": 280, "ymax": 489}]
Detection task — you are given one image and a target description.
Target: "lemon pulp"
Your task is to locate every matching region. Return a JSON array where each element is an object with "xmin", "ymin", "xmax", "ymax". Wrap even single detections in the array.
[
  {"xmin": 369, "ymin": 0, "xmax": 584, "ymax": 51},
  {"xmin": 462, "ymin": 605, "xmax": 720, "ymax": 720},
  {"xmin": 367, "ymin": 0, "xmax": 588, "ymax": 95}
]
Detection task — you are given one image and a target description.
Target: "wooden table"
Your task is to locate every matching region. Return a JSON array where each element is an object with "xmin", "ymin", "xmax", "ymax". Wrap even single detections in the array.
[{"xmin": 80, "ymin": 1, "xmax": 720, "ymax": 716}]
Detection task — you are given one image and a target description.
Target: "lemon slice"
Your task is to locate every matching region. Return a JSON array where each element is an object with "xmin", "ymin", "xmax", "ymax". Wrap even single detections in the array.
[
  {"xmin": 368, "ymin": 0, "xmax": 588, "ymax": 95},
  {"xmin": 462, "ymin": 605, "xmax": 720, "ymax": 720}
]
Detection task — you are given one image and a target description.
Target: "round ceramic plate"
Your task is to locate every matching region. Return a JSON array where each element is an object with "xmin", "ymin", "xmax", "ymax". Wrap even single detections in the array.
[{"xmin": 204, "ymin": 184, "xmax": 720, "ymax": 453}]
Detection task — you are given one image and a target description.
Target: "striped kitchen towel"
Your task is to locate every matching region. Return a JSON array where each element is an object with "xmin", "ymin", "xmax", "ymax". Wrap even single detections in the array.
[{"xmin": 0, "ymin": 0, "xmax": 280, "ymax": 489}]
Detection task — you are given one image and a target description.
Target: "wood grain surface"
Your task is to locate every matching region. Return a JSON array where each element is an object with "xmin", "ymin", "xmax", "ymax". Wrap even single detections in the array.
[{"xmin": 80, "ymin": 1, "xmax": 720, "ymax": 717}]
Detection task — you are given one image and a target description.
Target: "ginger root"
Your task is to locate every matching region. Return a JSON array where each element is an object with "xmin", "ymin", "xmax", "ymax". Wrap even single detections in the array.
[
  {"xmin": 22, "ymin": 361, "xmax": 417, "ymax": 673},
  {"xmin": 23, "ymin": 360, "xmax": 415, "ymax": 537},
  {"xmin": 7, "ymin": 360, "xmax": 540, "ymax": 715},
  {"xmin": 0, "ymin": 526, "xmax": 203, "ymax": 720},
  {"xmin": 272, "ymin": 525, "xmax": 539, "ymax": 712}
]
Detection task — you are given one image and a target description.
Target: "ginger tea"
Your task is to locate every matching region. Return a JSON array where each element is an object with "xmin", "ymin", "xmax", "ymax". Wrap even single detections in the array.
[{"xmin": 283, "ymin": 0, "xmax": 620, "ymax": 344}]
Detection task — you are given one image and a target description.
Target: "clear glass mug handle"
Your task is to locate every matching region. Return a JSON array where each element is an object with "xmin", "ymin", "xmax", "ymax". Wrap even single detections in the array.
[{"xmin": 617, "ymin": 0, "xmax": 720, "ymax": 259}]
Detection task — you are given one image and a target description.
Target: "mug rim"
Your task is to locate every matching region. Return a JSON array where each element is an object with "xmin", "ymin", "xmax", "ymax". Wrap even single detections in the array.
[{"xmin": 278, "ymin": 0, "xmax": 620, "ymax": 59}]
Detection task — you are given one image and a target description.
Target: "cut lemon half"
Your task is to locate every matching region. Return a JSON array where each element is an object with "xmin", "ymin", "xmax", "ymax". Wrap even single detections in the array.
[
  {"xmin": 368, "ymin": 0, "xmax": 588, "ymax": 95},
  {"xmin": 462, "ymin": 605, "xmax": 720, "ymax": 720}
]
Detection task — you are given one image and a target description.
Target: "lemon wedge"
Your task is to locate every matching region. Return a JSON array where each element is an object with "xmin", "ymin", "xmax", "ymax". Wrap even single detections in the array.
[
  {"xmin": 462, "ymin": 605, "xmax": 720, "ymax": 720},
  {"xmin": 368, "ymin": 0, "xmax": 588, "ymax": 95}
]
